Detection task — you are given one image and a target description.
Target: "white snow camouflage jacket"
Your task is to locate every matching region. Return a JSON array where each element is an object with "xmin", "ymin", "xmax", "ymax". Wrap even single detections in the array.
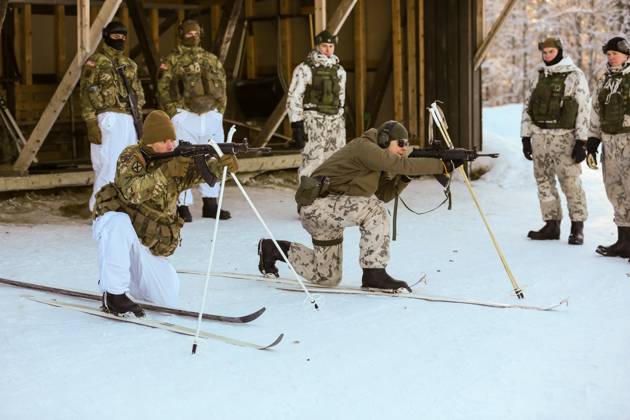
[{"xmin": 588, "ymin": 61, "xmax": 630, "ymax": 139}]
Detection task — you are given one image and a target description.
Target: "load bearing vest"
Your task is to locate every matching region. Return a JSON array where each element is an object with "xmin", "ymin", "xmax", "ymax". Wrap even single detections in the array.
[
  {"xmin": 598, "ymin": 72, "xmax": 630, "ymax": 134},
  {"xmin": 527, "ymin": 71, "xmax": 578, "ymax": 129},
  {"xmin": 303, "ymin": 60, "xmax": 341, "ymax": 115}
]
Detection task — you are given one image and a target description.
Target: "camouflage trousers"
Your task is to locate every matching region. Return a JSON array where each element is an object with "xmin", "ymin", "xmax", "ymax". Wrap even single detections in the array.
[
  {"xmin": 287, "ymin": 195, "xmax": 390, "ymax": 286},
  {"xmin": 299, "ymin": 112, "xmax": 346, "ymax": 177},
  {"xmin": 602, "ymin": 132, "xmax": 630, "ymax": 227},
  {"xmin": 531, "ymin": 131, "xmax": 588, "ymax": 221}
]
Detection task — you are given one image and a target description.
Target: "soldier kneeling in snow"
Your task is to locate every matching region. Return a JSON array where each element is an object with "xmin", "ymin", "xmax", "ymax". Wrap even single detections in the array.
[
  {"xmin": 257, "ymin": 121, "xmax": 457, "ymax": 292},
  {"xmin": 92, "ymin": 110, "xmax": 238, "ymax": 317}
]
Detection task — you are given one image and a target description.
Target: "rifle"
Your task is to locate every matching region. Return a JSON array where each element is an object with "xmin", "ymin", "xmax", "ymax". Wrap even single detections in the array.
[
  {"xmin": 115, "ymin": 62, "xmax": 143, "ymax": 139},
  {"xmin": 408, "ymin": 145, "xmax": 499, "ymax": 161},
  {"xmin": 144, "ymin": 140, "xmax": 272, "ymax": 186}
]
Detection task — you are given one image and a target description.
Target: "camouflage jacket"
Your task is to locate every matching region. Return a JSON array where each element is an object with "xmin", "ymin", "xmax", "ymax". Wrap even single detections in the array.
[
  {"xmin": 79, "ymin": 44, "xmax": 145, "ymax": 122},
  {"xmin": 521, "ymin": 56, "xmax": 590, "ymax": 139},
  {"xmin": 94, "ymin": 144, "xmax": 221, "ymax": 256},
  {"xmin": 287, "ymin": 49, "xmax": 346, "ymax": 122},
  {"xmin": 157, "ymin": 45, "xmax": 227, "ymax": 117},
  {"xmin": 311, "ymin": 129, "xmax": 443, "ymax": 202},
  {"xmin": 589, "ymin": 62, "xmax": 630, "ymax": 138}
]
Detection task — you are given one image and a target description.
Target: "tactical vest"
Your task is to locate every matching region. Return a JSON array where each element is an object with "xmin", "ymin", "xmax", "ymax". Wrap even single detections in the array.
[
  {"xmin": 171, "ymin": 55, "xmax": 223, "ymax": 114},
  {"xmin": 597, "ymin": 72, "xmax": 630, "ymax": 134},
  {"xmin": 94, "ymin": 184, "xmax": 184, "ymax": 257},
  {"xmin": 527, "ymin": 71, "xmax": 578, "ymax": 129},
  {"xmin": 303, "ymin": 60, "xmax": 341, "ymax": 115}
]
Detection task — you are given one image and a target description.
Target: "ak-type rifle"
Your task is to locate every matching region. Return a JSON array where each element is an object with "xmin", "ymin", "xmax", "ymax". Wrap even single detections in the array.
[
  {"xmin": 408, "ymin": 144, "xmax": 499, "ymax": 162},
  {"xmin": 144, "ymin": 140, "xmax": 272, "ymax": 187}
]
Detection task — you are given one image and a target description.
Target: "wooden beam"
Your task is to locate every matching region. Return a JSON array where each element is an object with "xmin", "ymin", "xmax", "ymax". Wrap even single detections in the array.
[
  {"xmin": 314, "ymin": 0, "xmax": 325, "ymax": 33},
  {"xmin": 121, "ymin": 5, "xmax": 130, "ymax": 55},
  {"xmin": 244, "ymin": 0, "xmax": 256, "ymax": 78},
  {"xmin": 391, "ymin": 0, "xmax": 403, "ymax": 121},
  {"xmin": 78, "ymin": 0, "xmax": 90, "ymax": 59},
  {"xmin": 22, "ymin": 3, "xmax": 32, "ymax": 85},
  {"xmin": 211, "ymin": 0, "xmax": 243, "ymax": 64},
  {"xmin": 176, "ymin": 9, "xmax": 184, "ymax": 46},
  {"xmin": 126, "ymin": 0, "xmax": 159, "ymax": 90},
  {"xmin": 473, "ymin": 0, "xmax": 518, "ymax": 70},
  {"xmin": 280, "ymin": 0, "xmax": 291, "ymax": 84},
  {"xmin": 150, "ymin": 7, "xmax": 159, "ymax": 53},
  {"xmin": 418, "ymin": 0, "xmax": 425, "ymax": 146},
  {"xmin": 210, "ymin": 4, "xmax": 221, "ymax": 44},
  {"xmin": 354, "ymin": 0, "xmax": 366, "ymax": 135},
  {"xmin": 406, "ymin": 0, "xmax": 417, "ymax": 139},
  {"xmin": 0, "ymin": 0, "xmax": 10, "ymax": 35},
  {"xmin": 129, "ymin": 11, "xmax": 177, "ymax": 59},
  {"xmin": 12, "ymin": 0, "xmax": 123, "ymax": 174},
  {"xmin": 252, "ymin": 0, "xmax": 357, "ymax": 147},
  {"xmin": 54, "ymin": 5, "xmax": 66, "ymax": 81}
]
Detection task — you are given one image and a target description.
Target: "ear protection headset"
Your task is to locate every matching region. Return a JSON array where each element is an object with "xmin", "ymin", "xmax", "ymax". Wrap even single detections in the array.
[{"xmin": 377, "ymin": 120, "xmax": 398, "ymax": 148}]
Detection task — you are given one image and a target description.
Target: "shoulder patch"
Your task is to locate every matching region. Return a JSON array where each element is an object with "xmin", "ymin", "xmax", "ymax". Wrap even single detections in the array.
[{"xmin": 131, "ymin": 160, "xmax": 144, "ymax": 174}]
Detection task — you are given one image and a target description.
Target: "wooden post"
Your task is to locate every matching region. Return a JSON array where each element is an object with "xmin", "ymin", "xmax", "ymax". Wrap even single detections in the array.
[
  {"xmin": 354, "ymin": 0, "xmax": 366, "ymax": 135},
  {"xmin": 121, "ymin": 5, "xmax": 130, "ymax": 55},
  {"xmin": 280, "ymin": 0, "xmax": 292, "ymax": 83},
  {"xmin": 252, "ymin": 0, "xmax": 357, "ymax": 147},
  {"xmin": 176, "ymin": 10, "xmax": 185, "ymax": 46},
  {"xmin": 78, "ymin": 0, "xmax": 91, "ymax": 60},
  {"xmin": 150, "ymin": 8, "xmax": 159, "ymax": 54},
  {"xmin": 244, "ymin": 0, "xmax": 256, "ymax": 79},
  {"xmin": 211, "ymin": 0, "xmax": 243, "ymax": 64},
  {"xmin": 210, "ymin": 4, "xmax": 221, "ymax": 45},
  {"xmin": 406, "ymin": 0, "xmax": 418, "ymax": 140},
  {"xmin": 22, "ymin": 3, "xmax": 32, "ymax": 85},
  {"xmin": 473, "ymin": 0, "xmax": 518, "ymax": 70},
  {"xmin": 391, "ymin": 0, "xmax": 403, "ymax": 121},
  {"xmin": 13, "ymin": 0, "xmax": 123, "ymax": 174},
  {"xmin": 54, "ymin": 5, "xmax": 66, "ymax": 81},
  {"xmin": 314, "ymin": 0, "xmax": 326, "ymax": 33},
  {"xmin": 126, "ymin": 0, "xmax": 160, "ymax": 91},
  {"xmin": 418, "ymin": 0, "xmax": 425, "ymax": 146}
]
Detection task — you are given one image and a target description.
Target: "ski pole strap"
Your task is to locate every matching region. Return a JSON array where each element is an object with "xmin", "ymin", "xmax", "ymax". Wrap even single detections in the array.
[{"xmin": 312, "ymin": 236, "xmax": 343, "ymax": 247}]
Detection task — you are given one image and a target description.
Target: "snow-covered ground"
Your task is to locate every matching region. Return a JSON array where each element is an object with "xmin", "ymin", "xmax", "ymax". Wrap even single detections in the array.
[{"xmin": 1, "ymin": 105, "xmax": 629, "ymax": 420}]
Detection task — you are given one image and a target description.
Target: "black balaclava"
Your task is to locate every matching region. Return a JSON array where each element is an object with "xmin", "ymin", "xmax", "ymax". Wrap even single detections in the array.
[
  {"xmin": 544, "ymin": 49, "xmax": 563, "ymax": 66},
  {"xmin": 103, "ymin": 21, "xmax": 127, "ymax": 51}
]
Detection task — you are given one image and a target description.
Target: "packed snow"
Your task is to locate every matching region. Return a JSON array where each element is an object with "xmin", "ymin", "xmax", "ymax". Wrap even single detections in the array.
[{"xmin": 1, "ymin": 105, "xmax": 629, "ymax": 420}]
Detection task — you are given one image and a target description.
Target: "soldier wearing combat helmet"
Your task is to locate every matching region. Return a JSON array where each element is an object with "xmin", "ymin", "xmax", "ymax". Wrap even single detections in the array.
[
  {"xmin": 80, "ymin": 21, "xmax": 145, "ymax": 212},
  {"xmin": 520, "ymin": 36, "xmax": 590, "ymax": 245},
  {"xmin": 587, "ymin": 36, "xmax": 630, "ymax": 260},
  {"xmin": 287, "ymin": 29, "xmax": 347, "ymax": 177},
  {"xmin": 157, "ymin": 19, "xmax": 229, "ymax": 222}
]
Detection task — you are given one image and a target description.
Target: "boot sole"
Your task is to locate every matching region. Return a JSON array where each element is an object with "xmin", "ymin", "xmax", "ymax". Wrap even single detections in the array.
[{"xmin": 595, "ymin": 246, "xmax": 630, "ymax": 258}]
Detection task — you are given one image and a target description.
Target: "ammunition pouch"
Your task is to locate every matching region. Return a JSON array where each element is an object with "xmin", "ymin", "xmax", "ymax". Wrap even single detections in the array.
[
  {"xmin": 528, "ymin": 71, "xmax": 577, "ymax": 129},
  {"xmin": 94, "ymin": 183, "xmax": 183, "ymax": 257},
  {"xmin": 295, "ymin": 175, "xmax": 330, "ymax": 207}
]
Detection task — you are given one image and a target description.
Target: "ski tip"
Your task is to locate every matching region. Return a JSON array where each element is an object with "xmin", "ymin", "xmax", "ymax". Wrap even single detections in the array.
[{"xmin": 259, "ymin": 333, "xmax": 284, "ymax": 350}]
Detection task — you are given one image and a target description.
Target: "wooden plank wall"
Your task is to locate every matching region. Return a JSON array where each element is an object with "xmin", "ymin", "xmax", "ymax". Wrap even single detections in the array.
[{"xmin": 423, "ymin": 0, "xmax": 482, "ymax": 150}]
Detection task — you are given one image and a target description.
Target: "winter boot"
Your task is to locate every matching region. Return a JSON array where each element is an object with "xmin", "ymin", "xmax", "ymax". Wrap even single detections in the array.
[
  {"xmin": 257, "ymin": 239, "xmax": 291, "ymax": 278},
  {"xmin": 102, "ymin": 292, "xmax": 145, "ymax": 317},
  {"xmin": 177, "ymin": 205, "xmax": 192, "ymax": 223},
  {"xmin": 361, "ymin": 268, "xmax": 412, "ymax": 293},
  {"xmin": 202, "ymin": 197, "xmax": 231, "ymax": 220},
  {"xmin": 596, "ymin": 226, "xmax": 630, "ymax": 257},
  {"xmin": 527, "ymin": 220, "xmax": 560, "ymax": 240},
  {"xmin": 568, "ymin": 221, "xmax": 584, "ymax": 245}
]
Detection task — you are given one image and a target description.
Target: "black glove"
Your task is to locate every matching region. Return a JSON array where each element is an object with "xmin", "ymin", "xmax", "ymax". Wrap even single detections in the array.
[
  {"xmin": 522, "ymin": 137, "xmax": 532, "ymax": 161},
  {"xmin": 586, "ymin": 137, "xmax": 601, "ymax": 169},
  {"xmin": 290, "ymin": 121, "xmax": 307, "ymax": 149},
  {"xmin": 571, "ymin": 140, "xmax": 587, "ymax": 163},
  {"xmin": 442, "ymin": 159, "xmax": 464, "ymax": 173}
]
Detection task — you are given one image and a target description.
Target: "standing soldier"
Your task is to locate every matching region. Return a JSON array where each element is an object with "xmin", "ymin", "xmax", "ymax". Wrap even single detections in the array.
[
  {"xmin": 257, "ymin": 121, "xmax": 452, "ymax": 292},
  {"xmin": 157, "ymin": 20, "xmax": 229, "ymax": 223},
  {"xmin": 80, "ymin": 21, "xmax": 145, "ymax": 211},
  {"xmin": 520, "ymin": 37, "xmax": 590, "ymax": 245},
  {"xmin": 587, "ymin": 36, "xmax": 630, "ymax": 259},
  {"xmin": 287, "ymin": 30, "xmax": 347, "ymax": 177}
]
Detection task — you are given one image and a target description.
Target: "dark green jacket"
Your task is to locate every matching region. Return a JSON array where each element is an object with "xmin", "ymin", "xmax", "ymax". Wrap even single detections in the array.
[{"xmin": 311, "ymin": 128, "xmax": 443, "ymax": 202}]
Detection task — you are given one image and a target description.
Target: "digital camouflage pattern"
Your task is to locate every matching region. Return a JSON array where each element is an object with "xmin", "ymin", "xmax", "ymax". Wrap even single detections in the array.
[
  {"xmin": 521, "ymin": 55, "xmax": 589, "ymax": 222},
  {"xmin": 590, "ymin": 63, "xmax": 630, "ymax": 227},
  {"xmin": 288, "ymin": 195, "xmax": 390, "ymax": 286},
  {"xmin": 157, "ymin": 45, "xmax": 226, "ymax": 117},
  {"xmin": 287, "ymin": 49, "xmax": 347, "ymax": 177},
  {"xmin": 531, "ymin": 131, "xmax": 588, "ymax": 221},
  {"xmin": 80, "ymin": 44, "xmax": 145, "ymax": 122},
  {"xmin": 94, "ymin": 144, "xmax": 222, "ymax": 256}
]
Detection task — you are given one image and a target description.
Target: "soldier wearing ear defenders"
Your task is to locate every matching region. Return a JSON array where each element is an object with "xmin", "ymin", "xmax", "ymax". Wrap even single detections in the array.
[
  {"xmin": 157, "ymin": 19, "xmax": 229, "ymax": 223},
  {"xmin": 257, "ymin": 121, "xmax": 453, "ymax": 293}
]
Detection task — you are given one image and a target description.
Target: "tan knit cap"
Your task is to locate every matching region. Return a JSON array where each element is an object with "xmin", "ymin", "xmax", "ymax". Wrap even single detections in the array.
[
  {"xmin": 140, "ymin": 110, "xmax": 176, "ymax": 145},
  {"xmin": 538, "ymin": 37, "xmax": 563, "ymax": 51}
]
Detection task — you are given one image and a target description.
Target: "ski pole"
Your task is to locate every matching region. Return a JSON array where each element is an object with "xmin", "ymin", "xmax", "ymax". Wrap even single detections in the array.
[
  {"xmin": 192, "ymin": 126, "xmax": 237, "ymax": 355},
  {"xmin": 429, "ymin": 102, "xmax": 524, "ymax": 299}
]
